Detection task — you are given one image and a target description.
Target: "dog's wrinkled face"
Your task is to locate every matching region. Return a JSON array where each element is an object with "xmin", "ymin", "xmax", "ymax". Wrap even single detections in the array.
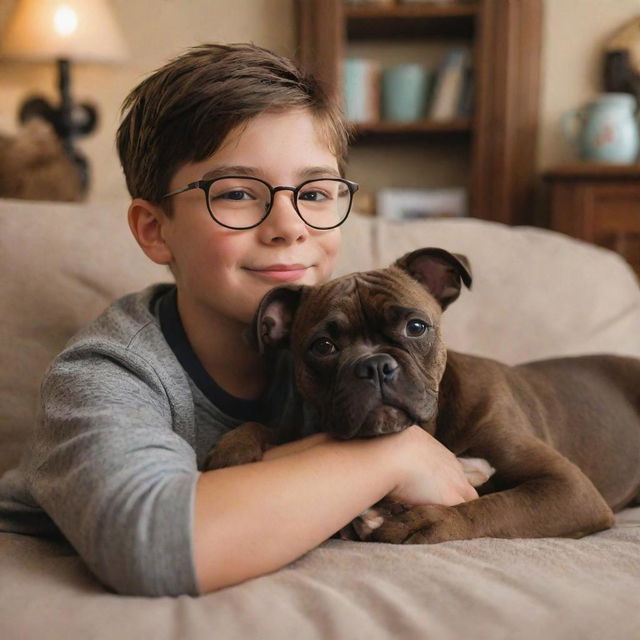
[
  {"xmin": 252, "ymin": 248, "xmax": 472, "ymax": 439},
  {"xmin": 292, "ymin": 268, "xmax": 444, "ymax": 438}
]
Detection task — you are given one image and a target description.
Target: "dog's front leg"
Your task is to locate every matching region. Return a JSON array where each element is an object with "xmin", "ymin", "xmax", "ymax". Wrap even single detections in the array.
[
  {"xmin": 368, "ymin": 435, "xmax": 614, "ymax": 544},
  {"xmin": 203, "ymin": 421, "xmax": 272, "ymax": 470}
]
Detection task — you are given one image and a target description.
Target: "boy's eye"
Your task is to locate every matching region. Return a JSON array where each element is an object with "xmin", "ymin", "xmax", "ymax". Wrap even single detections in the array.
[
  {"xmin": 310, "ymin": 337, "xmax": 337, "ymax": 356},
  {"xmin": 298, "ymin": 188, "xmax": 330, "ymax": 203},
  {"xmin": 405, "ymin": 319, "xmax": 428, "ymax": 337},
  {"xmin": 214, "ymin": 189, "xmax": 255, "ymax": 201}
]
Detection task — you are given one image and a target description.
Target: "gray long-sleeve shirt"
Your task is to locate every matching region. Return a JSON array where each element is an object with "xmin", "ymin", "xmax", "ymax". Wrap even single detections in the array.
[{"xmin": 0, "ymin": 284, "xmax": 304, "ymax": 597}]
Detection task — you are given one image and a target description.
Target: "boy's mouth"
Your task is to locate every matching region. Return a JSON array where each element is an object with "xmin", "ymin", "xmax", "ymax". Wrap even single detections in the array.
[{"xmin": 245, "ymin": 264, "xmax": 310, "ymax": 282}]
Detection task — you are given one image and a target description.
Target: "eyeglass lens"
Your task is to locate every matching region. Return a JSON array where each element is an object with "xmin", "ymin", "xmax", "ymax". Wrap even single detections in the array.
[{"xmin": 207, "ymin": 178, "xmax": 351, "ymax": 229}]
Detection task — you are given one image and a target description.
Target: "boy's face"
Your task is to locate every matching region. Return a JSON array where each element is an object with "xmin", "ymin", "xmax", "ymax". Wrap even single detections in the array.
[{"xmin": 157, "ymin": 109, "xmax": 343, "ymax": 325}]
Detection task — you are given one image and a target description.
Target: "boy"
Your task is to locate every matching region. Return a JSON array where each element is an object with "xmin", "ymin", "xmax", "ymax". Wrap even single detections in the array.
[{"xmin": 0, "ymin": 44, "xmax": 477, "ymax": 597}]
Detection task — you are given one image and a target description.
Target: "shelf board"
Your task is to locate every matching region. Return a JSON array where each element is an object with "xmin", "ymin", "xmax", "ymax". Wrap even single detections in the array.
[
  {"xmin": 346, "ymin": 2, "xmax": 478, "ymax": 39},
  {"xmin": 351, "ymin": 119, "xmax": 472, "ymax": 138},
  {"xmin": 544, "ymin": 163, "xmax": 640, "ymax": 181}
]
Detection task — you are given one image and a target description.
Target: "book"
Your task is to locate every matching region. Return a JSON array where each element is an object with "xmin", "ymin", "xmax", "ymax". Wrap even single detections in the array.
[
  {"xmin": 456, "ymin": 63, "xmax": 474, "ymax": 118},
  {"xmin": 376, "ymin": 187, "xmax": 468, "ymax": 221},
  {"xmin": 429, "ymin": 49, "xmax": 469, "ymax": 121},
  {"xmin": 343, "ymin": 58, "xmax": 381, "ymax": 123}
]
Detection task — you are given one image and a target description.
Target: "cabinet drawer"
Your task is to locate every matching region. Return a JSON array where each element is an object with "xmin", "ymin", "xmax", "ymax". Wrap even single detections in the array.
[
  {"xmin": 587, "ymin": 185, "xmax": 640, "ymax": 243},
  {"xmin": 545, "ymin": 167, "xmax": 640, "ymax": 279}
]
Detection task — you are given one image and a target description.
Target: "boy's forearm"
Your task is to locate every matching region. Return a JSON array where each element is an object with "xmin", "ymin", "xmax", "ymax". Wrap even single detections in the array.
[
  {"xmin": 193, "ymin": 436, "xmax": 395, "ymax": 594},
  {"xmin": 262, "ymin": 432, "xmax": 330, "ymax": 460}
]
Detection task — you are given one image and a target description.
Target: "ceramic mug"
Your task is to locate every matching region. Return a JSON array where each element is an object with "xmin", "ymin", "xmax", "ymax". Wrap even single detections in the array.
[
  {"xmin": 382, "ymin": 64, "xmax": 429, "ymax": 122},
  {"xmin": 561, "ymin": 93, "xmax": 640, "ymax": 163}
]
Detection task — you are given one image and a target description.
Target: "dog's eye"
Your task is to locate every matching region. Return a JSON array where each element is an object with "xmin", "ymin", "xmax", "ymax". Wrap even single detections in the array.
[
  {"xmin": 310, "ymin": 337, "xmax": 337, "ymax": 356},
  {"xmin": 406, "ymin": 319, "xmax": 428, "ymax": 337}
]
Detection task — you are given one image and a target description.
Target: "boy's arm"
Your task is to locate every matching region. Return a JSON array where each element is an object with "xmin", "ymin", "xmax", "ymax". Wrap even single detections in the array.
[
  {"xmin": 193, "ymin": 426, "xmax": 477, "ymax": 594},
  {"xmin": 29, "ymin": 347, "xmax": 200, "ymax": 597},
  {"xmin": 30, "ymin": 344, "xmax": 474, "ymax": 597}
]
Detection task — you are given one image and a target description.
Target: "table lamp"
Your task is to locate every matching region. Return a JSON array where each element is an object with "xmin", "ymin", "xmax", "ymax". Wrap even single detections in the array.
[{"xmin": 1, "ymin": 0, "xmax": 128, "ymax": 193}]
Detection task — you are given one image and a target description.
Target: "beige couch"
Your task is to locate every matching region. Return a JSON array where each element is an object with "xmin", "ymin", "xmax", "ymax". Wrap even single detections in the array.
[{"xmin": 1, "ymin": 198, "xmax": 639, "ymax": 639}]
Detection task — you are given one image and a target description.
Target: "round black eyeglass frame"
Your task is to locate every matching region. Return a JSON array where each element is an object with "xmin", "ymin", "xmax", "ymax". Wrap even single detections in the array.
[{"xmin": 161, "ymin": 176, "xmax": 359, "ymax": 230}]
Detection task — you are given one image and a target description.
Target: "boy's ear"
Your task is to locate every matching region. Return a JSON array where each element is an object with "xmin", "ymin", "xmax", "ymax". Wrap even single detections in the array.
[
  {"xmin": 127, "ymin": 199, "xmax": 173, "ymax": 265},
  {"xmin": 245, "ymin": 285, "xmax": 305, "ymax": 354},
  {"xmin": 394, "ymin": 247, "xmax": 472, "ymax": 311}
]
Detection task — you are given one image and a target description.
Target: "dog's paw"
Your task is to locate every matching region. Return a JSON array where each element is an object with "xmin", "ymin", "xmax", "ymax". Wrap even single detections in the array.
[
  {"xmin": 203, "ymin": 441, "xmax": 264, "ymax": 470},
  {"xmin": 202, "ymin": 422, "xmax": 270, "ymax": 471},
  {"xmin": 458, "ymin": 457, "xmax": 495, "ymax": 487},
  {"xmin": 349, "ymin": 500, "xmax": 413, "ymax": 541},
  {"xmin": 351, "ymin": 507, "xmax": 386, "ymax": 539},
  {"xmin": 370, "ymin": 505, "xmax": 471, "ymax": 544}
]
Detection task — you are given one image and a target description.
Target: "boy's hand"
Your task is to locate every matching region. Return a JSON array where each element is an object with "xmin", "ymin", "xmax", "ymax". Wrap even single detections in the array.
[
  {"xmin": 344, "ymin": 426, "xmax": 489, "ymax": 543},
  {"xmin": 385, "ymin": 425, "xmax": 480, "ymax": 506}
]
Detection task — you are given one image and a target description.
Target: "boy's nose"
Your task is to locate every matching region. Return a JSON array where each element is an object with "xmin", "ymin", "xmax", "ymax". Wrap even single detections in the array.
[{"xmin": 259, "ymin": 189, "xmax": 308, "ymax": 243}]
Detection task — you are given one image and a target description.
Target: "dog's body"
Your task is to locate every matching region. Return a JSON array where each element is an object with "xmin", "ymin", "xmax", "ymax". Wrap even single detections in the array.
[
  {"xmin": 442, "ymin": 351, "xmax": 640, "ymax": 510},
  {"xmin": 206, "ymin": 248, "xmax": 640, "ymax": 544}
]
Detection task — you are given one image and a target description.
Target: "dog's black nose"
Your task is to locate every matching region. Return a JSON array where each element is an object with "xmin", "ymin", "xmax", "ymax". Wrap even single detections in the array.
[{"xmin": 355, "ymin": 354, "xmax": 399, "ymax": 384}]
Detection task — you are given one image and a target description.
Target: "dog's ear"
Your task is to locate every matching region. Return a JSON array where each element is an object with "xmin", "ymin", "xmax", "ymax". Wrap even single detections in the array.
[
  {"xmin": 395, "ymin": 247, "xmax": 472, "ymax": 310},
  {"xmin": 245, "ymin": 285, "xmax": 305, "ymax": 354}
]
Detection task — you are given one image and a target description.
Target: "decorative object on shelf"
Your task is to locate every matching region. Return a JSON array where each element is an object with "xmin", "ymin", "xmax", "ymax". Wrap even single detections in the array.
[
  {"xmin": 604, "ymin": 16, "xmax": 640, "ymax": 104},
  {"xmin": 381, "ymin": 63, "xmax": 430, "ymax": 122},
  {"xmin": 376, "ymin": 186, "xmax": 467, "ymax": 220},
  {"xmin": 343, "ymin": 58, "xmax": 381, "ymax": 122},
  {"xmin": 0, "ymin": 0, "xmax": 128, "ymax": 196},
  {"xmin": 560, "ymin": 93, "xmax": 639, "ymax": 163},
  {"xmin": 0, "ymin": 118, "xmax": 83, "ymax": 201}
]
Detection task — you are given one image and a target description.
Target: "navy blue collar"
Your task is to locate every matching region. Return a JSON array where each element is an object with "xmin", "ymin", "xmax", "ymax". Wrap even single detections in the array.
[{"xmin": 155, "ymin": 286, "xmax": 275, "ymax": 422}]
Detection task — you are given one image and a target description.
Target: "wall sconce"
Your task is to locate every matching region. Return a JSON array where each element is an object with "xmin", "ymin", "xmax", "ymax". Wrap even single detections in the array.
[{"xmin": 1, "ymin": 0, "xmax": 128, "ymax": 194}]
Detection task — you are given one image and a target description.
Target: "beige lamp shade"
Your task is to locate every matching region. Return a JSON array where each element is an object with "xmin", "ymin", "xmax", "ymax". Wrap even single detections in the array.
[{"xmin": 1, "ymin": 0, "xmax": 128, "ymax": 63}]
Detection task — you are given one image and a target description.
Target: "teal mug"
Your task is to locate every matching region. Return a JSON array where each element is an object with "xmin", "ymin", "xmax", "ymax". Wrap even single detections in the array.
[
  {"xmin": 561, "ymin": 93, "xmax": 640, "ymax": 163},
  {"xmin": 382, "ymin": 64, "xmax": 430, "ymax": 122}
]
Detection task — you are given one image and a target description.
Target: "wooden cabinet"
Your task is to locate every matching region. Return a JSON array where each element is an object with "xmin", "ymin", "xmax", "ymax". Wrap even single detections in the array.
[
  {"xmin": 296, "ymin": 0, "xmax": 543, "ymax": 225},
  {"xmin": 544, "ymin": 164, "xmax": 640, "ymax": 278}
]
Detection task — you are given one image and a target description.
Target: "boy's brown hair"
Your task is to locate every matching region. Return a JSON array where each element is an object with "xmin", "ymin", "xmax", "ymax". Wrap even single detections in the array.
[{"xmin": 117, "ymin": 43, "xmax": 350, "ymax": 209}]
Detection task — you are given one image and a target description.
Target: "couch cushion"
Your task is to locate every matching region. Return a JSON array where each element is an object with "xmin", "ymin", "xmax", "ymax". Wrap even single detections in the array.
[
  {"xmin": 0, "ymin": 198, "xmax": 170, "ymax": 475},
  {"xmin": 374, "ymin": 217, "xmax": 640, "ymax": 364},
  {"xmin": 1, "ymin": 507, "xmax": 639, "ymax": 639},
  {"xmin": 333, "ymin": 211, "xmax": 376, "ymax": 276}
]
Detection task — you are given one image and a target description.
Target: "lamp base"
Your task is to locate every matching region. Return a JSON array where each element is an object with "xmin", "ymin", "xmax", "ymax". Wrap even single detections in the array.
[{"xmin": 17, "ymin": 59, "xmax": 98, "ymax": 193}]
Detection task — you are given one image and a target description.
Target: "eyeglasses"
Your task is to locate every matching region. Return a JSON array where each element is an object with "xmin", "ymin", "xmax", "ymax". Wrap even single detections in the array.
[{"xmin": 162, "ymin": 176, "xmax": 359, "ymax": 230}]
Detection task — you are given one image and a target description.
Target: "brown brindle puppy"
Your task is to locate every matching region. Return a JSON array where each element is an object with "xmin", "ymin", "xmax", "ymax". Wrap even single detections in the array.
[{"xmin": 205, "ymin": 248, "xmax": 640, "ymax": 544}]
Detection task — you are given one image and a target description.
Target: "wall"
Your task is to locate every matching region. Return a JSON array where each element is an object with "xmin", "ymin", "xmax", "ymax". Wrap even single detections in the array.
[
  {"xmin": 1, "ymin": 0, "xmax": 640, "ymax": 202},
  {"xmin": 539, "ymin": 0, "xmax": 640, "ymax": 171}
]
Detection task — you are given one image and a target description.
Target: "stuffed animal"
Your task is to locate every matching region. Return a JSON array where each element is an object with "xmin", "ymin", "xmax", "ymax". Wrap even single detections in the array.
[{"xmin": 0, "ymin": 118, "xmax": 84, "ymax": 202}]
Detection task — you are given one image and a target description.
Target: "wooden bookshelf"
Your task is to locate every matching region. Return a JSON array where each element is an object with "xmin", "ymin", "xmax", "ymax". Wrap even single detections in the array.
[
  {"xmin": 352, "ymin": 119, "xmax": 473, "ymax": 138},
  {"xmin": 296, "ymin": 0, "xmax": 543, "ymax": 225},
  {"xmin": 347, "ymin": 2, "xmax": 479, "ymax": 17},
  {"xmin": 346, "ymin": 2, "xmax": 478, "ymax": 38}
]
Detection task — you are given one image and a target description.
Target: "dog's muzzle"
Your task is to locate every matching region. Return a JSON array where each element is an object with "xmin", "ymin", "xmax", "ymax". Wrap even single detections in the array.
[{"xmin": 354, "ymin": 353, "xmax": 399, "ymax": 386}]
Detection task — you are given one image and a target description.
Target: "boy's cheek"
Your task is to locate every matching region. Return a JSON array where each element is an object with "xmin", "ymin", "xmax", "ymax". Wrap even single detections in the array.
[{"xmin": 317, "ymin": 230, "xmax": 341, "ymax": 282}]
